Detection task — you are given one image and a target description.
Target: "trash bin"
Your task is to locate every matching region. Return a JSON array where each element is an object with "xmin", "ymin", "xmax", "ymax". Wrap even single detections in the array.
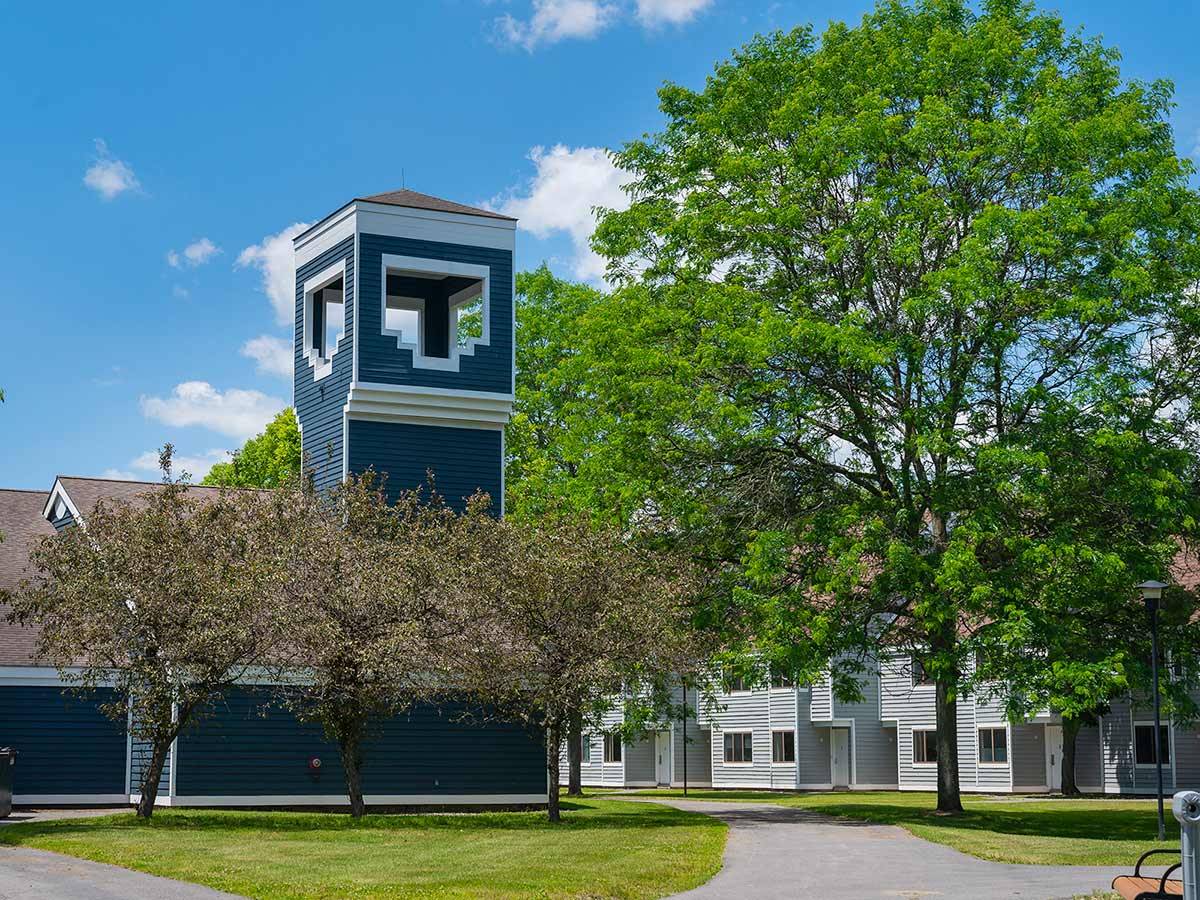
[{"xmin": 0, "ymin": 748, "xmax": 14, "ymax": 818}]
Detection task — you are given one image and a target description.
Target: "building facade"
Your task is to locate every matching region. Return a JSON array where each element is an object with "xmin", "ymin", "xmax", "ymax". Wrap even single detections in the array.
[
  {"xmin": 0, "ymin": 190, "xmax": 547, "ymax": 809},
  {"xmin": 565, "ymin": 655, "xmax": 1200, "ymax": 796}
]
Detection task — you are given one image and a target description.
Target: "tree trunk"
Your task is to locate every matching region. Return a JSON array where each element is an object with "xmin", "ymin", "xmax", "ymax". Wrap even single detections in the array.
[
  {"xmin": 934, "ymin": 670, "xmax": 963, "ymax": 815},
  {"xmin": 1061, "ymin": 716, "xmax": 1081, "ymax": 796},
  {"xmin": 136, "ymin": 738, "xmax": 172, "ymax": 819},
  {"xmin": 566, "ymin": 708, "xmax": 583, "ymax": 797},
  {"xmin": 339, "ymin": 732, "xmax": 366, "ymax": 818},
  {"xmin": 546, "ymin": 721, "xmax": 562, "ymax": 823}
]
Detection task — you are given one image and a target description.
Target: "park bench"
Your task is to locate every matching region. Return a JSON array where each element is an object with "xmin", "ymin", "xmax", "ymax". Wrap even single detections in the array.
[{"xmin": 1111, "ymin": 849, "xmax": 1183, "ymax": 899}]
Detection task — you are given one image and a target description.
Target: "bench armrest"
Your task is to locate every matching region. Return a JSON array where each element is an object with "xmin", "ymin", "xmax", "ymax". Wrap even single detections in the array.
[
  {"xmin": 1135, "ymin": 848, "xmax": 1179, "ymax": 876},
  {"xmin": 1158, "ymin": 863, "xmax": 1182, "ymax": 894}
]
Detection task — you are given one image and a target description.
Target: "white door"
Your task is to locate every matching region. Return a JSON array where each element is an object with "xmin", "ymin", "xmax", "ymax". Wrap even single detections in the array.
[
  {"xmin": 831, "ymin": 728, "xmax": 851, "ymax": 788},
  {"xmin": 1045, "ymin": 725, "xmax": 1064, "ymax": 791},
  {"xmin": 655, "ymin": 731, "xmax": 672, "ymax": 786}
]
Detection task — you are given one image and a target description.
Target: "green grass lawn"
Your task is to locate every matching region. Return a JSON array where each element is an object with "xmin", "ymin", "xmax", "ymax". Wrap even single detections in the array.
[
  {"xmin": 614, "ymin": 789, "xmax": 1179, "ymax": 866},
  {"xmin": 0, "ymin": 799, "xmax": 726, "ymax": 900}
]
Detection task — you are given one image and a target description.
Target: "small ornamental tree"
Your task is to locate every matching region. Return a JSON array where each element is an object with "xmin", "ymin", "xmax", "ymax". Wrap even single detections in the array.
[
  {"xmin": 275, "ymin": 473, "xmax": 470, "ymax": 818},
  {"xmin": 452, "ymin": 508, "xmax": 700, "ymax": 823},
  {"xmin": 7, "ymin": 448, "xmax": 289, "ymax": 817}
]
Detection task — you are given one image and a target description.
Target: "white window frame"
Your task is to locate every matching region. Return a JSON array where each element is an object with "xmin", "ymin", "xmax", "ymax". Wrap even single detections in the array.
[
  {"xmin": 724, "ymin": 675, "xmax": 750, "ymax": 694},
  {"xmin": 912, "ymin": 728, "xmax": 938, "ymax": 766},
  {"xmin": 1133, "ymin": 721, "xmax": 1172, "ymax": 768},
  {"xmin": 380, "ymin": 254, "xmax": 491, "ymax": 372},
  {"xmin": 723, "ymin": 731, "xmax": 754, "ymax": 765},
  {"xmin": 603, "ymin": 733, "xmax": 622, "ymax": 764},
  {"xmin": 977, "ymin": 726, "xmax": 1009, "ymax": 766},
  {"xmin": 771, "ymin": 729, "xmax": 796, "ymax": 764},
  {"xmin": 302, "ymin": 260, "xmax": 347, "ymax": 381},
  {"xmin": 911, "ymin": 656, "xmax": 934, "ymax": 688}
]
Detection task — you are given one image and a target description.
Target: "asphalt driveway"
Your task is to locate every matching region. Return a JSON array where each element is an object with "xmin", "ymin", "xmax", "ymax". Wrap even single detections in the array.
[{"xmin": 648, "ymin": 798, "xmax": 1150, "ymax": 899}]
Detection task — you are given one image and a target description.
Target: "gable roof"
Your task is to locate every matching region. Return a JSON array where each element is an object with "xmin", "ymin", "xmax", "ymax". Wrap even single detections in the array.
[
  {"xmin": 0, "ymin": 489, "xmax": 56, "ymax": 665},
  {"xmin": 356, "ymin": 189, "xmax": 516, "ymax": 221},
  {"xmin": 43, "ymin": 476, "xmax": 257, "ymax": 524}
]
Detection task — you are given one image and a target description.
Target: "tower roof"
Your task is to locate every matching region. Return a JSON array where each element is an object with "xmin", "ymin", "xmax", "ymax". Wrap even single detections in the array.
[{"xmin": 356, "ymin": 189, "xmax": 516, "ymax": 221}]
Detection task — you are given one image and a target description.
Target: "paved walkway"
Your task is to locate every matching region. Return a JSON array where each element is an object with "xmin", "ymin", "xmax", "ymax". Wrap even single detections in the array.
[
  {"xmin": 646, "ymin": 799, "xmax": 1148, "ymax": 899},
  {"xmin": 0, "ymin": 810, "xmax": 241, "ymax": 899}
]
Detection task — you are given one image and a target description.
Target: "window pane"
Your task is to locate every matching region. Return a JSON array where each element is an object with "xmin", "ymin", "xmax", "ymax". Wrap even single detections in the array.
[{"xmin": 993, "ymin": 730, "xmax": 1007, "ymax": 763}]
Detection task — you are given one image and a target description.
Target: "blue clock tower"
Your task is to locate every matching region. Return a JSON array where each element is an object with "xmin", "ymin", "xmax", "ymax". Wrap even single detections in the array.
[{"xmin": 292, "ymin": 189, "xmax": 515, "ymax": 510}]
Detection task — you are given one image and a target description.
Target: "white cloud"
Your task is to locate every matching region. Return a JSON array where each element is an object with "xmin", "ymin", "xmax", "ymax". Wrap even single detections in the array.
[
  {"xmin": 83, "ymin": 139, "xmax": 140, "ymax": 200},
  {"xmin": 140, "ymin": 381, "xmax": 285, "ymax": 441},
  {"xmin": 237, "ymin": 223, "xmax": 312, "ymax": 326},
  {"xmin": 498, "ymin": 144, "xmax": 631, "ymax": 280},
  {"xmin": 101, "ymin": 448, "xmax": 229, "ymax": 483},
  {"xmin": 167, "ymin": 238, "xmax": 220, "ymax": 269},
  {"xmin": 634, "ymin": 0, "xmax": 713, "ymax": 26},
  {"xmin": 172, "ymin": 285, "xmax": 190, "ymax": 299},
  {"xmin": 496, "ymin": 0, "xmax": 618, "ymax": 50},
  {"xmin": 241, "ymin": 335, "xmax": 293, "ymax": 379}
]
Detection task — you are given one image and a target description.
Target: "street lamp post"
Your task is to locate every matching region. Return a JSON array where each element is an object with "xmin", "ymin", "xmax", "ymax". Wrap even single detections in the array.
[{"xmin": 1138, "ymin": 580, "xmax": 1169, "ymax": 843}]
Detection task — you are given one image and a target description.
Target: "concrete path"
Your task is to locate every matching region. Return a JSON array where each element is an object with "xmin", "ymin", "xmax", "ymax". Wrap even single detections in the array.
[
  {"xmin": 0, "ymin": 809, "xmax": 242, "ymax": 900},
  {"xmin": 647, "ymin": 799, "xmax": 1150, "ymax": 899}
]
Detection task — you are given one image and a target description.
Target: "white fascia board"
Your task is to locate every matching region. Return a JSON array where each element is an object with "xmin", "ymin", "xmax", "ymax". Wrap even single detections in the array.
[
  {"xmin": 294, "ymin": 205, "xmax": 357, "ymax": 270},
  {"xmin": 346, "ymin": 382, "xmax": 513, "ymax": 429},
  {"xmin": 41, "ymin": 478, "xmax": 83, "ymax": 524},
  {"xmin": 357, "ymin": 202, "xmax": 516, "ymax": 252},
  {"xmin": 0, "ymin": 666, "xmax": 94, "ymax": 686}
]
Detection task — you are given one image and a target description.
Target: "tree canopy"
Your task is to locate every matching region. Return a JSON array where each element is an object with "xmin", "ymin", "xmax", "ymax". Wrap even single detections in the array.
[
  {"xmin": 566, "ymin": 0, "xmax": 1200, "ymax": 811},
  {"xmin": 203, "ymin": 407, "xmax": 301, "ymax": 489}
]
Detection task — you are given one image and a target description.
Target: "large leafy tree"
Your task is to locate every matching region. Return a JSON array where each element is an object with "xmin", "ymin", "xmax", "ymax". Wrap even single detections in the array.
[
  {"xmin": 580, "ymin": 0, "xmax": 1200, "ymax": 812},
  {"xmin": 203, "ymin": 407, "xmax": 301, "ymax": 489}
]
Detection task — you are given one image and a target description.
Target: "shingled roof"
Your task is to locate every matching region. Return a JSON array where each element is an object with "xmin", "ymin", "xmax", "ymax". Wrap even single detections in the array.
[
  {"xmin": 0, "ymin": 489, "xmax": 56, "ymax": 665},
  {"xmin": 356, "ymin": 188, "xmax": 516, "ymax": 221},
  {"xmin": 46, "ymin": 476, "xmax": 242, "ymax": 521}
]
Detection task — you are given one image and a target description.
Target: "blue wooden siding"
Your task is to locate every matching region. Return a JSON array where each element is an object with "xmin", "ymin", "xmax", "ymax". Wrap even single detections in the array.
[
  {"xmin": 129, "ymin": 736, "xmax": 170, "ymax": 796},
  {"xmin": 0, "ymin": 686, "xmax": 125, "ymax": 795},
  {"xmin": 347, "ymin": 419, "xmax": 502, "ymax": 512},
  {"xmin": 357, "ymin": 234, "xmax": 513, "ymax": 394},
  {"xmin": 50, "ymin": 513, "xmax": 75, "ymax": 532},
  {"xmin": 294, "ymin": 236, "xmax": 355, "ymax": 494},
  {"xmin": 175, "ymin": 687, "xmax": 544, "ymax": 797}
]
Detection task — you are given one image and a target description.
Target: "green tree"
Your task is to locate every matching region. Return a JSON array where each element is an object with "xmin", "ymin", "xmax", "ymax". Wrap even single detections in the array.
[
  {"xmin": 505, "ymin": 266, "xmax": 605, "ymax": 518},
  {"xmin": 276, "ymin": 473, "xmax": 472, "ymax": 818},
  {"xmin": 203, "ymin": 407, "xmax": 301, "ymax": 488},
  {"xmin": 451, "ymin": 506, "xmax": 701, "ymax": 823},
  {"xmin": 580, "ymin": 0, "xmax": 1200, "ymax": 812},
  {"xmin": 7, "ymin": 448, "xmax": 290, "ymax": 817}
]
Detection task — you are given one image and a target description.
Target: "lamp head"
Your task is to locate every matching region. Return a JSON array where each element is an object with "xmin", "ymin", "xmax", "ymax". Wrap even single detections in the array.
[{"xmin": 1138, "ymin": 580, "xmax": 1168, "ymax": 610}]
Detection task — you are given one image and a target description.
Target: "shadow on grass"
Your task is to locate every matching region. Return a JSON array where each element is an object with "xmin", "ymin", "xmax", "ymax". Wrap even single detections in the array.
[{"xmin": 0, "ymin": 799, "xmax": 722, "ymax": 845}]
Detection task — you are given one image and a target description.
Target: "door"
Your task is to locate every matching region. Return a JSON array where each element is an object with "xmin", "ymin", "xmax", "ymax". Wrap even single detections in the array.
[
  {"xmin": 831, "ymin": 728, "xmax": 851, "ymax": 789},
  {"xmin": 655, "ymin": 730, "xmax": 672, "ymax": 786},
  {"xmin": 1045, "ymin": 725, "xmax": 1064, "ymax": 791}
]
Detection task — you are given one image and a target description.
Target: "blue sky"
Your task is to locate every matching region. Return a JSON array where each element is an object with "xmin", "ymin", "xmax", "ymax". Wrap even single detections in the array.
[{"xmin": 2, "ymin": 0, "xmax": 1198, "ymax": 489}]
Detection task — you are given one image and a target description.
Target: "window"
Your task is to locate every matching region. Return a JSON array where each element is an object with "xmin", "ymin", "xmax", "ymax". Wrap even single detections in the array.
[
  {"xmin": 382, "ymin": 256, "xmax": 489, "ymax": 367},
  {"xmin": 770, "ymin": 668, "xmax": 794, "ymax": 689},
  {"xmin": 978, "ymin": 727, "xmax": 1008, "ymax": 764},
  {"xmin": 725, "ymin": 675, "xmax": 749, "ymax": 693},
  {"xmin": 603, "ymin": 733, "xmax": 622, "ymax": 764},
  {"xmin": 913, "ymin": 729, "xmax": 938, "ymax": 764},
  {"xmin": 911, "ymin": 656, "xmax": 933, "ymax": 686},
  {"xmin": 577, "ymin": 734, "xmax": 591, "ymax": 764},
  {"xmin": 724, "ymin": 732, "xmax": 753, "ymax": 764},
  {"xmin": 772, "ymin": 730, "xmax": 795, "ymax": 763},
  {"xmin": 303, "ymin": 262, "xmax": 347, "ymax": 376},
  {"xmin": 1135, "ymin": 724, "xmax": 1171, "ymax": 766}
]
